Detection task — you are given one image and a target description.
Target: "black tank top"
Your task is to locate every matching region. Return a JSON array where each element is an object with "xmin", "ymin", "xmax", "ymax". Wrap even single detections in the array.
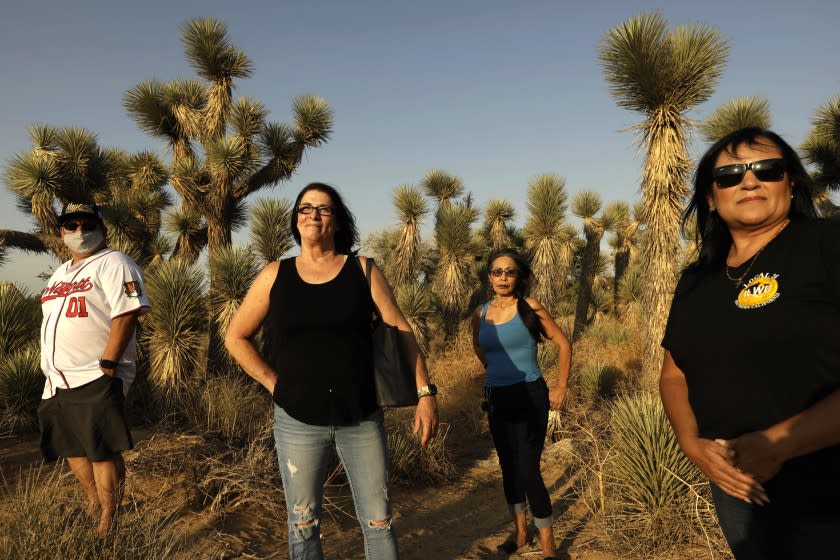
[{"xmin": 263, "ymin": 255, "xmax": 377, "ymax": 425}]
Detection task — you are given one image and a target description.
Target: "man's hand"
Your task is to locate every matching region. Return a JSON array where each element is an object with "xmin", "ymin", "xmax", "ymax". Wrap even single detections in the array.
[{"xmin": 722, "ymin": 431, "xmax": 785, "ymax": 483}]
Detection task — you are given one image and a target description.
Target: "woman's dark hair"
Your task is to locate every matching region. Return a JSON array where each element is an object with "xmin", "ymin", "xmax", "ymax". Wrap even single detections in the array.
[
  {"xmin": 685, "ymin": 127, "xmax": 818, "ymax": 272},
  {"xmin": 486, "ymin": 248, "xmax": 547, "ymax": 342},
  {"xmin": 290, "ymin": 182, "xmax": 359, "ymax": 254}
]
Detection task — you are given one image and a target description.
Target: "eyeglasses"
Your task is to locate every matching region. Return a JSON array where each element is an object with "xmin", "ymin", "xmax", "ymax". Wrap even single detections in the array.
[
  {"xmin": 489, "ymin": 267, "xmax": 519, "ymax": 278},
  {"xmin": 712, "ymin": 158, "xmax": 786, "ymax": 188},
  {"xmin": 61, "ymin": 221, "xmax": 98, "ymax": 232},
  {"xmin": 297, "ymin": 204, "xmax": 334, "ymax": 216}
]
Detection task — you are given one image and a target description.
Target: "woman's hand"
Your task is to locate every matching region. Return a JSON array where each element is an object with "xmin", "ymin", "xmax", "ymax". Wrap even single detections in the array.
[
  {"xmin": 722, "ymin": 431, "xmax": 785, "ymax": 483},
  {"xmin": 548, "ymin": 384, "xmax": 567, "ymax": 410},
  {"xmin": 681, "ymin": 436, "xmax": 769, "ymax": 505},
  {"xmin": 413, "ymin": 396, "xmax": 439, "ymax": 447}
]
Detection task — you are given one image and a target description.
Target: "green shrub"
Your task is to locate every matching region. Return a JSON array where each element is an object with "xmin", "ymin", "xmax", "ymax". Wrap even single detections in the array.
[
  {"xmin": 0, "ymin": 282, "xmax": 41, "ymax": 357},
  {"xmin": 603, "ymin": 392, "xmax": 705, "ymax": 553},
  {"xmin": 387, "ymin": 422, "xmax": 455, "ymax": 484},
  {"xmin": 0, "ymin": 344, "xmax": 43, "ymax": 433},
  {"xmin": 199, "ymin": 375, "xmax": 269, "ymax": 442},
  {"xmin": 571, "ymin": 361, "xmax": 620, "ymax": 405}
]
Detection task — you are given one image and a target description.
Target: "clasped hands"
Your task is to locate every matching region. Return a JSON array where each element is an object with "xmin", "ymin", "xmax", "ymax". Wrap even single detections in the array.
[{"xmin": 684, "ymin": 430, "xmax": 785, "ymax": 506}]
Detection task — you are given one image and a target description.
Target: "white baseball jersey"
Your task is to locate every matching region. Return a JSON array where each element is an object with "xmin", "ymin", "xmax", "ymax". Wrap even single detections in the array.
[{"xmin": 40, "ymin": 248, "xmax": 151, "ymax": 399}]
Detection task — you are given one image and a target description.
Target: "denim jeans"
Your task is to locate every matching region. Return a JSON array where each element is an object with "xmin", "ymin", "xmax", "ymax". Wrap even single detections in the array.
[
  {"xmin": 710, "ymin": 483, "xmax": 838, "ymax": 560},
  {"xmin": 273, "ymin": 406, "xmax": 398, "ymax": 560}
]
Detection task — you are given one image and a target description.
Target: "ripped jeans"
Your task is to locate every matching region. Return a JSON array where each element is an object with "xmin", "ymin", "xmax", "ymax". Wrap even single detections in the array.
[{"xmin": 273, "ymin": 406, "xmax": 398, "ymax": 560}]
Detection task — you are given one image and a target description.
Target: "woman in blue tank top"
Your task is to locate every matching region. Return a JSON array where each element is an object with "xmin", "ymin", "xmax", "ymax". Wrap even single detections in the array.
[{"xmin": 471, "ymin": 248, "xmax": 572, "ymax": 559}]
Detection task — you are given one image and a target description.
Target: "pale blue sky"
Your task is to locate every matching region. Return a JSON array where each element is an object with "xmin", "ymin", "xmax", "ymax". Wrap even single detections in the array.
[{"xmin": 2, "ymin": 0, "xmax": 839, "ymax": 291}]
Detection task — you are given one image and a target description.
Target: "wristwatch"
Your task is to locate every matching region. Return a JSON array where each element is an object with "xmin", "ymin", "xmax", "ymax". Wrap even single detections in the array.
[
  {"xmin": 99, "ymin": 358, "xmax": 119, "ymax": 369},
  {"xmin": 417, "ymin": 384, "xmax": 438, "ymax": 398}
]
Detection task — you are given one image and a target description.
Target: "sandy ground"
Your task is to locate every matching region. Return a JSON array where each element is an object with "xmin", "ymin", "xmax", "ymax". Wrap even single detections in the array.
[{"xmin": 0, "ymin": 426, "xmax": 619, "ymax": 560}]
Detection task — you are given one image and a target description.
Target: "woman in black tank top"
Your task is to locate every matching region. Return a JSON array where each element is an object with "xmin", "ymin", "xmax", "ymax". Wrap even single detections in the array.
[{"xmin": 225, "ymin": 183, "xmax": 438, "ymax": 559}]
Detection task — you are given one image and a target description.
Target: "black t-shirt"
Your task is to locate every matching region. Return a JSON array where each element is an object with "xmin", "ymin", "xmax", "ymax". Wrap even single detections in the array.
[
  {"xmin": 263, "ymin": 256, "xmax": 377, "ymax": 426},
  {"xmin": 663, "ymin": 218, "xmax": 840, "ymax": 508}
]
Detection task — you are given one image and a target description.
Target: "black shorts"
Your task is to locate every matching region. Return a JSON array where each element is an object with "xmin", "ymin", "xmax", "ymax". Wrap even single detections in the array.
[{"xmin": 38, "ymin": 375, "xmax": 133, "ymax": 462}]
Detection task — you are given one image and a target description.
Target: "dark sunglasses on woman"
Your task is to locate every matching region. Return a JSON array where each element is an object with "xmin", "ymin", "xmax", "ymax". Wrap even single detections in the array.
[
  {"xmin": 489, "ymin": 267, "xmax": 519, "ymax": 278},
  {"xmin": 712, "ymin": 158, "xmax": 786, "ymax": 188}
]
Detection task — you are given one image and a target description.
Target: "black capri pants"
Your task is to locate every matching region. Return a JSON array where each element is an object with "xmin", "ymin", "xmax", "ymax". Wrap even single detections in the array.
[{"xmin": 486, "ymin": 377, "xmax": 552, "ymax": 522}]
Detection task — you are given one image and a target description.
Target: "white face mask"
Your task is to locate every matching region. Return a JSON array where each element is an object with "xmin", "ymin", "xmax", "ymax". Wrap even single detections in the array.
[{"xmin": 63, "ymin": 229, "xmax": 104, "ymax": 255}]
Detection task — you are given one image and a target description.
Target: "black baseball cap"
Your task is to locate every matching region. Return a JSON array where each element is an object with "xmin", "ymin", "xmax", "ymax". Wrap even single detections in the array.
[{"xmin": 58, "ymin": 202, "xmax": 102, "ymax": 225}]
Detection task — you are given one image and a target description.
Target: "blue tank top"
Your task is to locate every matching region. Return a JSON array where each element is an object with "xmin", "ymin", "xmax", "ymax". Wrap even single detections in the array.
[{"xmin": 478, "ymin": 302, "xmax": 542, "ymax": 387}]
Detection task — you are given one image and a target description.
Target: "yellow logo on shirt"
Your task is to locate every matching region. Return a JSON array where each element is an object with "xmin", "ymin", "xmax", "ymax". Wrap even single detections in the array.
[{"xmin": 735, "ymin": 274, "xmax": 780, "ymax": 309}]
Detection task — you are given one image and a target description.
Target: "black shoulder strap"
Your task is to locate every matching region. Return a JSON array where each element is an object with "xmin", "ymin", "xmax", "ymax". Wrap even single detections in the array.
[{"xmin": 356, "ymin": 256, "xmax": 381, "ymax": 320}]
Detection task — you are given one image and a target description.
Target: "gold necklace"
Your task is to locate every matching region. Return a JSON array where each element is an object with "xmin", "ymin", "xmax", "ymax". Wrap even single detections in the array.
[{"xmin": 725, "ymin": 219, "xmax": 789, "ymax": 288}]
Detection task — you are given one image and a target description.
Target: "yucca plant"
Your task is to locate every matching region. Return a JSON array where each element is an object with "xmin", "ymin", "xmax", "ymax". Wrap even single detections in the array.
[
  {"xmin": 802, "ymin": 95, "xmax": 840, "ymax": 216},
  {"xmin": 141, "ymin": 259, "xmax": 207, "ymax": 412},
  {"xmin": 0, "ymin": 230, "xmax": 48, "ymax": 269},
  {"xmin": 599, "ymin": 11, "xmax": 729, "ymax": 382},
  {"xmin": 208, "ymin": 246, "xmax": 260, "ymax": 375},
  {"xmin": 395, "ymin": 283, "xmax": 434, "ymax": 357},
  {"xmin": 699, "ymin": 96, "xmax": 771, "ymax": 144},
  {"xmin": 608, "ymin": 201, "xmax": 641, "ymax": 314},
  {"xmin": 421, "ymin": 169, "xmax": 464, "ymax": 220},
  {"xmin": 522, "ymin": 174, "xmax": 575, "ymax": 313},
  {"xmin": 571, "ymin": 192, "xmax": 621, "ymax": 340},
  {"xmin": 199, "ymin": 375, "xmax": 269, "ymax": 442},
  {"xmin": 0, "ymin": 344, "xmax": 43, "ymax": 433},
  {"xmin": 0, "ymin": 283, "xmax": 41, "ymax": 356},
  {"xmin": 571, "ymin": 361, "xmax": 620, "ymax": 407},
  {"xmin": 432, "ymin": 201, "xmax": 478, "ymax": 338},
  {"xmin": 604, "ymin": 393, "xmax": 703, "ymax": 547},
  {"xmin": 163, "ymin": 205, "xmax": 206, "ymax": 264},
  {"xmin": 249, "ymin": 198, "xmax": 294, "ymax": 264},
  {"xmin": 387, "ymin": 423, "xmax": 455, "ymax": 484},
  {"xmin": 388, "ymin": 185, "xmax": 428, "ymax": 288},
  {"xmin": 483, "ymin": 198, "xmax": 516, "ymax": 251}
]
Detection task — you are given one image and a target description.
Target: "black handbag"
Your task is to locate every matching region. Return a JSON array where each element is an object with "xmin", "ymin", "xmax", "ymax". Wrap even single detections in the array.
[{"xmin": 359, "ymin": 257, "xmax": 418, "ymax": 408}]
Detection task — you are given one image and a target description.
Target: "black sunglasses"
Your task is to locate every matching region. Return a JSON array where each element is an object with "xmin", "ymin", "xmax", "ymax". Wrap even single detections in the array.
[
  {"xmin": 712, "ymin": 158, "xmax": 786, "ymax": 189},
  {"xmin": 62, "ymin": 221, "xmax": 98, "ymax": 232},
  {"xmin": 489, "ymin": 267, "xmax": 519, "ymax": 278}
]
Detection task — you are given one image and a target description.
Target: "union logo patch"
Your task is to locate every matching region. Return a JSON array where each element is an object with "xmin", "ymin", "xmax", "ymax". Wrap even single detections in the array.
[
  {"xmin": 735, "ymin": 273, "xmax": 780, "ymax": 309},
  {"xmin": 124, "ymin": 281, "xmax": 141, "ymax": 299}
]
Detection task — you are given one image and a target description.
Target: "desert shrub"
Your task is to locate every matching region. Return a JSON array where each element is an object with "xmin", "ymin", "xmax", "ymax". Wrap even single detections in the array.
[
  {"xmin": 570, "ymin": 361, "xmax": 620, "ymax": 407},
  {"xmin": 199, "ymin": 375, "xmax": 270, "ymax": 442},
  {"xmin": 0, "ymin": 464, "xmax": 204, "ymax": 560},
  {"xmin": 0, "ymin": 343, "xmax": 43, "ymax": 433},
  {"xmin": 387, "ymin": 422, "xmax": 456, "ymax": 484},
  {"xmin": 583, "ymin": 320, "xmax": 631, "ymax": 346},
  {"xmin": 602, "ymin": 392, "xmax": 709, "ymax": 555},
  {"xmin": 141, "ymin": 259, "xmax": 207, "ymax": 415},
  {"xmin": 0, "ymin": 282, "xmax": 40, "ymax": 357}
]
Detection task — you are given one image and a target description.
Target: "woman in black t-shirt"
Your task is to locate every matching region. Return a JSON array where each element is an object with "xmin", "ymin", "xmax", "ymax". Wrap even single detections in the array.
[
  {"xmin": 660, "ymin": 128, "xmax": 840, "ymax": 560},
  {"xmin": 225, "ymin": 183, "xmax": 438, "ymax": 560}
]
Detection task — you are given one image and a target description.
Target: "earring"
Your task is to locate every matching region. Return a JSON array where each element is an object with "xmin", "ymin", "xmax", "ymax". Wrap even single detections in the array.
[{"xmin": 709, "ymin": 204, "xmax": 716, "ymax": 212}]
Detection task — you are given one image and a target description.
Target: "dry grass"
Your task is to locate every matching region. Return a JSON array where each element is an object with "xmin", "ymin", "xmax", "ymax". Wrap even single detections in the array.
[{"xmin": 0, "ymin": 463, "xmax": 205, "ymax": 560}]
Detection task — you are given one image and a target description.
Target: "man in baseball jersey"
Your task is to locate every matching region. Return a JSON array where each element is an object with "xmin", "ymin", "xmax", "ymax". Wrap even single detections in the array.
[{"xmin": 38, "ymin": 202, "xmax": 151, "ymax": 535}]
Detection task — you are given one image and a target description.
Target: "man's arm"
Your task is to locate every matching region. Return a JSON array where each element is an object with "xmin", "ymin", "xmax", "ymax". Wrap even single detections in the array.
[{"xmin": 99, "ymin": 311, "xmax": 140, "ymax": 376}]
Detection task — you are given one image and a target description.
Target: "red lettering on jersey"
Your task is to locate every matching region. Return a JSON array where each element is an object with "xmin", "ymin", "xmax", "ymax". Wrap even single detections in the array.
[
  {"xmin": 41, "ymin": 277, "xmax": 94, "ymax": 302},
  {"xmin": 65, "ymin": 296, "xmax": 89, "ymax": 318}
]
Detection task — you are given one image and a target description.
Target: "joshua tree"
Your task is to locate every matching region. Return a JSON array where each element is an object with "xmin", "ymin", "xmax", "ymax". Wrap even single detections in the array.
[
  {"xmin": 388, "ymin": 185, "xmax": 429, "ymax": 288},
  {"xmin": 699, "ymin": 96, "xmax": 771, "ymax": 144},
  {"xmin": 483, "ymin": 199, "xmax": 516, "ymax": 251},
  {"xmin": 249, "ymin": 198, "xmax": 294, "ymax": 265},
  {"xmin": 802, "ymin": 95, "xmax": 840, "ymax": 216},
  {"xmin": 4, "ymin": 126, "xmax": 170, "ymax": 266},
  {"xmin": 609, "ymin": 201, "xmax": 642, "ymax": 314},
  {"xmin": 571, "ymin": 192, "xmax": 621, "ymax": 340},
  {"xmin": 599, "ymin": 11, "xmax": 729, "ymax": 381},
  {"xmin": 422, "ymin": 169, "xmax": 465, "ymax": 229},
  {"xmin": 522, "ymin": 174, "xmax": 575, "ymax": 313},
  {"xmin": 124, "ymin": 18, "xmax": 333, "ymax": 262},
  {"xmin": 432, "ymin": 200, "xmax": 479, "ymax": 338}
]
